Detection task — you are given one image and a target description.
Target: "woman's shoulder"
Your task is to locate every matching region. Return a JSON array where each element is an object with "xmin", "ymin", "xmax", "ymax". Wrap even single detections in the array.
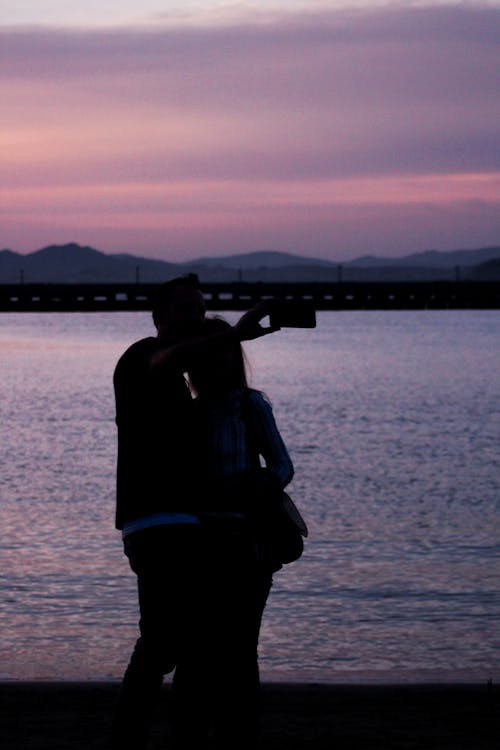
[{"xmin": 241, "ymin": 387, "xmax": 272, "ymax": 411}]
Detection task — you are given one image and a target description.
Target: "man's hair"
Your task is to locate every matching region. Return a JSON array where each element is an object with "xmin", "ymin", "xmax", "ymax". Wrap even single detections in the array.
[{"xmin": 152, "ymin": 273, "xmax": 201, "ymax": 327}]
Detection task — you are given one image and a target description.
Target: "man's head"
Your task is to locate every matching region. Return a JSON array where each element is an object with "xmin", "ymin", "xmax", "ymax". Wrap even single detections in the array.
[{"xmin": 152, "ymin": 274, "xmax": 206, "ymax": 340}]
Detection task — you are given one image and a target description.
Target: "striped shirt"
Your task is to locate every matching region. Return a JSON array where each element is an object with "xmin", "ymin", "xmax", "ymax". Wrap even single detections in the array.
[{"xmin": 197, "ymin": 387, "xmax": 294, "ymax": 488}]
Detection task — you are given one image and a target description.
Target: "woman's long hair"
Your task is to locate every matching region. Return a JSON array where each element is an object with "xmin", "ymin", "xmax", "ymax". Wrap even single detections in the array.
[{"xmin": 188, "ymin": 316, "xmax": 249, "ymax": 397}]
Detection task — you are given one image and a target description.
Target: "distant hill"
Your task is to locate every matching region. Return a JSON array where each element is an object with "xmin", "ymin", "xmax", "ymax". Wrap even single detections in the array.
[
  {"xmin": 184, "ymin": 249, "xmax": 336, "ymax": 270},
  {"xmin": 0, "ymin": 243, "xmax": 179, "ymax": 284},
  {"xmin": 466, "ymin": 258, "xmax": 500, "ymax": 281},
  {"xmin": 344, "ymin": 246, "xmax": 500, "ymax": 269},
  {"xmin": 1, "ymin": 242, "xmax": 499, "ymax": 283}
]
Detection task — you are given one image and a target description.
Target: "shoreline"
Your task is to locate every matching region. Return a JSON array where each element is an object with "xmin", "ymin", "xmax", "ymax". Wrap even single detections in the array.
[{"xmin": 1, "ymin": 681, "xmax": 498, "ymax": 749}]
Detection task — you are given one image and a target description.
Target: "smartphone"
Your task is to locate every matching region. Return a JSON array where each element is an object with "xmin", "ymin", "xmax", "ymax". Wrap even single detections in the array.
[{"xmin": 269, "ymin": 300, "xmax": 317, "ymax": 328}]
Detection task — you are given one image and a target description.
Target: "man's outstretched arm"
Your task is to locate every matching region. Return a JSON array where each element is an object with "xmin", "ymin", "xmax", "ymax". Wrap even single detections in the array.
[{"xmin": 150, "ymin": 300, "xmax": 280, "ymax": 372}]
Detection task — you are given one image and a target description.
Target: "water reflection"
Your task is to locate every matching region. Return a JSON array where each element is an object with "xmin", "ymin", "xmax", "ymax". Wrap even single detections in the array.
[{"xmin": 1, "ymin": 311, "xmax": 499, "ymax": 682}]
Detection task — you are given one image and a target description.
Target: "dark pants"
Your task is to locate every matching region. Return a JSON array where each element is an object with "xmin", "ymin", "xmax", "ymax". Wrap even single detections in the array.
[
  {"xmin": 194, "ymin": 519, "xmax": 273, "ymax": 748},
  {"xmin": 111, "ymin": 522, "xmax": 272, "ymax": 749}
]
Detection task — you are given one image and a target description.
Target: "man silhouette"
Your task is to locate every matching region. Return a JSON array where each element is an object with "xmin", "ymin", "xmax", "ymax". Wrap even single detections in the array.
[{"xmin": 111, "ymin": 274, "xmax": 277, "ymax": 749}]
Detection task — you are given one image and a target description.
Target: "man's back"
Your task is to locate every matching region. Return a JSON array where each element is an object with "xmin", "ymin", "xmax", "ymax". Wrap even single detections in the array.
[{"xmin": 113, "ymin": 336, "xmax": 195, "ymax": 529}]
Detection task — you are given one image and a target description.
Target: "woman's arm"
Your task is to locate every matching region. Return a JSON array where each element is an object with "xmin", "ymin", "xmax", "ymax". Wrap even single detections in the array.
[{"xmin": 245, "ymin": 390, "xmax": 294, "ymax": 488}]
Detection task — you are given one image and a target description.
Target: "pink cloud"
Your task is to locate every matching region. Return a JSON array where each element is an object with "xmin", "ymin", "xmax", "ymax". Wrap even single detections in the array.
[{"xmin": 1, "ymin": 4, "xmax": 499, "ymax": 259}]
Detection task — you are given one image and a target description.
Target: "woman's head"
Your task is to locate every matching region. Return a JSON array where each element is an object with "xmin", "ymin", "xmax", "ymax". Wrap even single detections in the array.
[{"xmin": 188, "ymin": 316, "xmax": 248, "ymax": 397}]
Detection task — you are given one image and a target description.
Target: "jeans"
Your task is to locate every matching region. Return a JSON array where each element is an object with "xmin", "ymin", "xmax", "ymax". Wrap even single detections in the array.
[{"xmin": 111, "ymin": 521, "xmax": 272, "ymax": 749}]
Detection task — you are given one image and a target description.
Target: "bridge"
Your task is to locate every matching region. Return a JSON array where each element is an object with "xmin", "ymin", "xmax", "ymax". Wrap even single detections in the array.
[{"xmin": 0, "ymin": 280, "xmax": 499, "ymax": 312}]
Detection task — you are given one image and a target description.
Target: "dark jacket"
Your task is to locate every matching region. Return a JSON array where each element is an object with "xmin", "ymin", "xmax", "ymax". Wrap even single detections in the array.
[{"xmin": 113, "ymin": 337, "xmax": 196, "ymax": 529}]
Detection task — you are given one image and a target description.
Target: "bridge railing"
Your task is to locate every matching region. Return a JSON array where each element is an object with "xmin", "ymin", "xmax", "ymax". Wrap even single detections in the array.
[{"xmin": 0, "ymin": 281, "xmax": 499, "ymax": 312}]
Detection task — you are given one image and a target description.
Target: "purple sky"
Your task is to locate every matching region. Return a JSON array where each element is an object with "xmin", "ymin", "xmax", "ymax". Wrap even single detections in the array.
[{"xmin": 2, "ymin": 3, "xmax": 499, "ymax": 261}]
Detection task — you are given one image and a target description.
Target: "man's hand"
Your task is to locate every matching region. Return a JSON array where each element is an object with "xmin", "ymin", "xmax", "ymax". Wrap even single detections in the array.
[{"xmin": 234, "ymin": 301, "xmax": 281, "ymax": 342}]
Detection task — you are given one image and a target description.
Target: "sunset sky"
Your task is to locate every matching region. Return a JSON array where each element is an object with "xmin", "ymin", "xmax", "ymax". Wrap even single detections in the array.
[{"xmin": 2, "ymin": 1, "xmax": 499, "ymax": 262}]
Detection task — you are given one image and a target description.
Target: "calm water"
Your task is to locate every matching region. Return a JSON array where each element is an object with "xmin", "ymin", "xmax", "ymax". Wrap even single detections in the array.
[{"xmin": 1, "ymin": 310, "xmax": 499, "ymax": 684}]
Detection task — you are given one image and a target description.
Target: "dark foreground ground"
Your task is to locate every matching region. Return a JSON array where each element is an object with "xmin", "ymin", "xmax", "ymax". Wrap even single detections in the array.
[{"xmin": 0, "ymin": 681, "xmax": 498, "ymax": 749}]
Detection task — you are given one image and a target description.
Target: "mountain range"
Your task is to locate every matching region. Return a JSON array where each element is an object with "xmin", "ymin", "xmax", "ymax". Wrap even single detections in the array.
[{"xmin": 1, "ymin": 243, "xmax": 499, "ymax": 284}]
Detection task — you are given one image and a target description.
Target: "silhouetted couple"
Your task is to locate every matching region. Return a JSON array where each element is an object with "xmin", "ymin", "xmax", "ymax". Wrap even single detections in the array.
[{"xmin": 111, "ymin": 275, "xmax": 294, "ymax": 749}]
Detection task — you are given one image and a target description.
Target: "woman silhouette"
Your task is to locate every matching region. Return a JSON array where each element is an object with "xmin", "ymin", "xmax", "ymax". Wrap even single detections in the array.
[{"xmin": 184, "ymin": 315, "xmax": 294, "ymax": 749}]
